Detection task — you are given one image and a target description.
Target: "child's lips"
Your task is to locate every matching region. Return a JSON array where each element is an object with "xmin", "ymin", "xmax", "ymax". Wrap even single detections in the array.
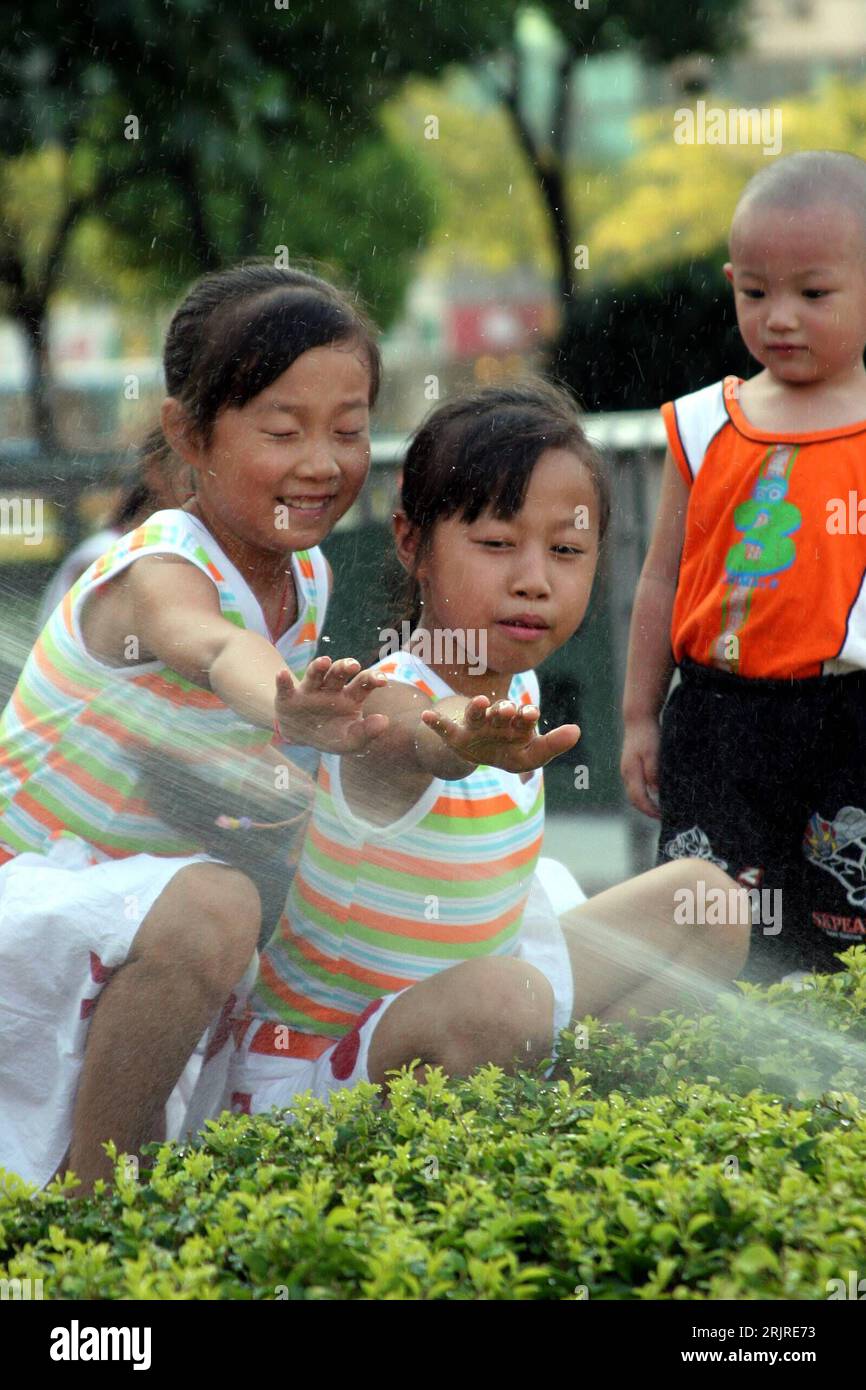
[{"xmin": 497, "ymin": 617, "xmax": 550, "ymax": 641}]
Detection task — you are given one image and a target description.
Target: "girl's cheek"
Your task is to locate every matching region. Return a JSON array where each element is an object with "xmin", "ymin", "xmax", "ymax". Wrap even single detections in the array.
[{"xmin": 347, "ymin": 449, "xmax": 371, "ymax": 486}]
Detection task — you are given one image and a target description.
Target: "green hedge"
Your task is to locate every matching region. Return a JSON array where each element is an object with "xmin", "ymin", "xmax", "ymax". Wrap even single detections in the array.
[{"xmin": 3, "ymin": 949, "xmax": 866, "ymax": 1300}]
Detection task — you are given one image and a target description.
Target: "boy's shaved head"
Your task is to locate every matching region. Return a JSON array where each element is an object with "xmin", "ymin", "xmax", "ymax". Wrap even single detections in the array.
[
  {"xmin": 725, "ymin": 149, "xmax": 866, "ymax": 389},
  {"xmin": 731, "ymin": 149, "xmax": 866, "ymax": 250}
]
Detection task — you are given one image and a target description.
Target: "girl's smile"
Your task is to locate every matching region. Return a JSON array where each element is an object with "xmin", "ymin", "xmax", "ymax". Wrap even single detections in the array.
[
  {"xmin": 496, "ymin": 613, "xmax": 551, "ymax": 641},
  {"xmin": 167, "ymin": 342, "xmax": 372, "ymax": 595}
]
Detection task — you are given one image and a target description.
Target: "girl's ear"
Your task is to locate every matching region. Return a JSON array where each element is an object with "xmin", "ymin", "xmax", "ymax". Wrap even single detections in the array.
[
  {"xmin": 393, "ymin": 510, "xmax": 421, "ymax": 574},
  {"xmin": 161, "ymin": 398, "xmax": 204, "ymax": 470},
  {"xmin": 723, "ymin": 262, "xmax": 735, "ymax": 287}
]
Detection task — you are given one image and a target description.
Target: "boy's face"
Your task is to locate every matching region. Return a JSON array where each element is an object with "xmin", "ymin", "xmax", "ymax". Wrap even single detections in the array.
[{"xmin": 724, "ymin": 200, "xmax": 866, "ymax": 386}]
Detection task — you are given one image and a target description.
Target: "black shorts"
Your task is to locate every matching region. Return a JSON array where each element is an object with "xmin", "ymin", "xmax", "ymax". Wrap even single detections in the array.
[{"xmin": 657, "ymin": 658, "xmax": 866, "ymax": 982}]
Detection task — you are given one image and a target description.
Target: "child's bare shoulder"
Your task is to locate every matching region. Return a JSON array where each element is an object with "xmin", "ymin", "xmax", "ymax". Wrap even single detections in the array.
[{"xmin": 78, "ymin": 553, "xmax": 218, "ymax": 667}]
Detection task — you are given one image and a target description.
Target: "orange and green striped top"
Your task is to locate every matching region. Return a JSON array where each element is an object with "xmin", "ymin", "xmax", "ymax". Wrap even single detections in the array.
[
  {"xmin": 252, "ymin": 649, "xmax": 544, "ymax": 1037},
  {"xmin": 0, "ymin": 510, "xmax": 328, "ymax": 865}
]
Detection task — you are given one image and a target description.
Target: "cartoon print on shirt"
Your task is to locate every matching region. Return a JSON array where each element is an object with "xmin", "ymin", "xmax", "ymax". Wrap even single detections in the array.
[{"xmin": 711, "ymin": 443, "xmax": 802, "ymax": 671}]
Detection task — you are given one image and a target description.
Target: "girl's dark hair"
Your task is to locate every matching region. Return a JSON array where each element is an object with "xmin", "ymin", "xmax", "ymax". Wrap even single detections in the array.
[
  {"xmin": 397, "ymin": 378, "xmax": 610, "ymax": 629},
  {"xmin": 140, "ymin": 259, "xmax": 381, "ymax": 474},
  {"xmin": 109, "ymin": 472, "xmax": 156, "ymax": 529}
]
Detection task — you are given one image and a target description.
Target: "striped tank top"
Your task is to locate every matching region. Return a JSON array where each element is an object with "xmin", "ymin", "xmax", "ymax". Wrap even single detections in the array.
[
  {"xmin": 250, "ymin": 648, "xmax": 544, "ymax": 1041},
  {"xmin": 0, "ymin": 509, "xmax": 329, "ymax": 865}
]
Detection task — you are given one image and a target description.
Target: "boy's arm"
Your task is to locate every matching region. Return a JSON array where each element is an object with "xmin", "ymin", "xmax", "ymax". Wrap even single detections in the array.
[
  {"xmin": 125, "ymin": 555, "xmax": 386, "ymax": 748},
  {"xmin": 621, "ymin": 449, "xmax": 689, "ymax": 816}
]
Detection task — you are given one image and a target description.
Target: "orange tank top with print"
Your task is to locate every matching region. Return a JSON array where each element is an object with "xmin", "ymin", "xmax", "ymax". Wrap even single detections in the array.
[{"xmin": 661, "ymin": 375, "xmax": 866, "ymax": 679}]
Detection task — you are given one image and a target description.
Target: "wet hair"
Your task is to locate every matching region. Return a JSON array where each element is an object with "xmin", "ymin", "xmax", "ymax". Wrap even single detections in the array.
[
  {"xmin": 109, "ymin": 471, "xmax": 158, "ymax": 529},
  {"xmin": 140, "ymin": 259, "xmax": 381, "ymax": 474},
  {"xmin": 731, "ymin": 150, "xmax": 866, "ymax": 248},
  {"xmin": 396, "ymin": 378, "xmax": 609, "ymax": 629}
]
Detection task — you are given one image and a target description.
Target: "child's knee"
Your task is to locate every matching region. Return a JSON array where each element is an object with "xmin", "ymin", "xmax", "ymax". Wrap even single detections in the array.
[
  {"xmin": 439, "ymin": 957, "xmax": 555, "ymax": 1072},
  {"xmin": 368, "ymin": 957, "xmax": 555, "ymax": 1083},
  {"xmin": 671, "ymin": 858, "xmax": 751, "ymax": 972},
  {"xmin": 134, "ymin": 862, "xmax": 261, "ymax": 999}
]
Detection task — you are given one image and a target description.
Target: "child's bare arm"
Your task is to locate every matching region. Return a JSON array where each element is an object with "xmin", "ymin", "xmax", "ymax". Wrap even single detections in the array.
[
  {"xmin": 420, "ymin": 697, "xmax": 579, "ymax": 772},
  {"xmin": 340, "ymin": 676, "xmax": 581, "ymax": 824},
  {"xmin": 621, "ymin": 449, "xmax": 689, "ymax": 817},
  {"xmin": 338, "ymin": 682, "xmax": 480, "ymax": 824},
  {"xmin": 347, "ymin": 683, "xmax": 578, "ymax": 779},
  {"xmin": 124, "ymin": 555, "xmax": 388, "ymax": 750},
  {"xmin": 623, "ymin": 448, "xmax": 688, "ymax": 718}
]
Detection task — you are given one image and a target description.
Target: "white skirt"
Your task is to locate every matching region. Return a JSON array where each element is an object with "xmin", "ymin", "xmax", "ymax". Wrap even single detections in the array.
[
  {"xmin": 0, "ymin": 835, "xmax": 257, "ymax": 1190},
  {"xmin": 0, "ymin": 839, "xmax": 581, "ymax": 1186},
  {"xmin": 516, "ymin": 856, "xmax": 583, "ymax": 1041}
]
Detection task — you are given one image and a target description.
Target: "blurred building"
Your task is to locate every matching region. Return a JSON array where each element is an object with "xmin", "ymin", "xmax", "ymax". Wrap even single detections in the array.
[{"xmin": 573, "ymin": 0, "xmax": 866, "ymax": 164}]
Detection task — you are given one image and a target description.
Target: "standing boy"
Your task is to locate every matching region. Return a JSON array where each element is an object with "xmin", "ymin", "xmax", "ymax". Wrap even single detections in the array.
[{"xmin": 622, "ymin": 149, "xmax": 866, "ymax": 981}]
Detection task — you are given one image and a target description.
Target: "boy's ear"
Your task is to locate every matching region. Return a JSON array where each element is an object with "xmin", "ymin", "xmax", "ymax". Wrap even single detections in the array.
[
  {"xmin": 392, "ymin": 510, "xmax": 421, "ymax": 574},
  {"xmin": 723, "ymin": 262, "xmax": 735, "ymax": 287},
  {"xmin": 161, "ymin": 398, "xmax": 203, "ymax": 469}
]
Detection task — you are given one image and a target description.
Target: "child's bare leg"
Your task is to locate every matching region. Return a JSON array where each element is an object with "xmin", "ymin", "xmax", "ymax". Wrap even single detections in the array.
[
  {"xmin": 363, "ymin": 861, "xmax": 748, "ymax": 1093},
  {"xmin": 66, "ymin": 862, "xmax": 260, "ymax": 1193},
  {"xmin": 560, "ymin": 858, "xmax": 750, "ymax": 1031},
  {"xmin": 366, "ymin": 956, "xmax": 555, "ymax": 1084}
]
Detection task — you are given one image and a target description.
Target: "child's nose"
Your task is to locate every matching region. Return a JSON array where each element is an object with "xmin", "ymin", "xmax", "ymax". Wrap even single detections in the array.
[
  {"xmin": 298, "ymin": 436, "xmax": 342, "ymax": 475},
  {"xmin": 764, "ymin": 296, "xmax": 799, "ymax": 331},
  {"xmin": 511, "ymin": 556, "xmax": 552, "ymax": 598}
]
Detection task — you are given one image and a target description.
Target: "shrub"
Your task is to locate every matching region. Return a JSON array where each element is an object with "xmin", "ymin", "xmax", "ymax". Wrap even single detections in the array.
[{"xmin": 2, "ymin": 949, "xmax": 866, "ymax": 1300}]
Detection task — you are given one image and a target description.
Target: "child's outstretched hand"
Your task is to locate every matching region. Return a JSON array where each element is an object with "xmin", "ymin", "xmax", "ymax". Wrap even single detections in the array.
[
  {"xmin": 274, "ymin": 658, "xmax": 389, "ymax": 752},
  {"xmin": 420, "ymin": 696, "xmax": 579, "ymax": 773}
]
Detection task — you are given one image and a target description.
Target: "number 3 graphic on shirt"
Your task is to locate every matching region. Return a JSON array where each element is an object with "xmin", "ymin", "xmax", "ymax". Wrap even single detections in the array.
[{"xmin": 725, "ymin": 475, "xmax": 802, "ymax": 580}]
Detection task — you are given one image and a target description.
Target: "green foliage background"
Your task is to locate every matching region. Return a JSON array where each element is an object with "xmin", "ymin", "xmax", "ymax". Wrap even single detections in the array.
[{"xmin": 3, "ymin": 949, "xmax": 866, "ymax": 1300}]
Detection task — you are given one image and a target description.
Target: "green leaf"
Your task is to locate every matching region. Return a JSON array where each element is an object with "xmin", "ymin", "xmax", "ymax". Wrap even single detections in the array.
[{"xmin": 735, "ymin": 1243, "xmax": 780, "ymax": 1276}]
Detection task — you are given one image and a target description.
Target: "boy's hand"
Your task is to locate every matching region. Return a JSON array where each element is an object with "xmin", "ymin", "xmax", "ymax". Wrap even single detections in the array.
[
  {"xmin": 419, "ymin": 696, "xmax": 579, "ymax": 773},
  {"xmin": 621, "ymin": 716, "xmax": 661, "ymax": 819},
  {"xmin": 275, "ymin": 658, "xmax": 389, "ymax": 753}
]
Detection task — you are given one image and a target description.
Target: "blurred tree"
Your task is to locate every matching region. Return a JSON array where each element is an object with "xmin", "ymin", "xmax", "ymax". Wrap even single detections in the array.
[
  {"xmin": 485, "ymin": 0, "xmax": 751, "ymax": 314},
  {"xmin": 388, "ymin": 67, "xmax": 866, "ymax": 408},
  {"xmin": 558, "ymin": 77, "xmax": 866, "ymax": 407},
  {"xmin": 0, "ymin": 0, "xmax": 523, "ymax": 446},
  {"xmin": 383, "ymin": 76, "xmax": 560, "ymax": 279}
]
